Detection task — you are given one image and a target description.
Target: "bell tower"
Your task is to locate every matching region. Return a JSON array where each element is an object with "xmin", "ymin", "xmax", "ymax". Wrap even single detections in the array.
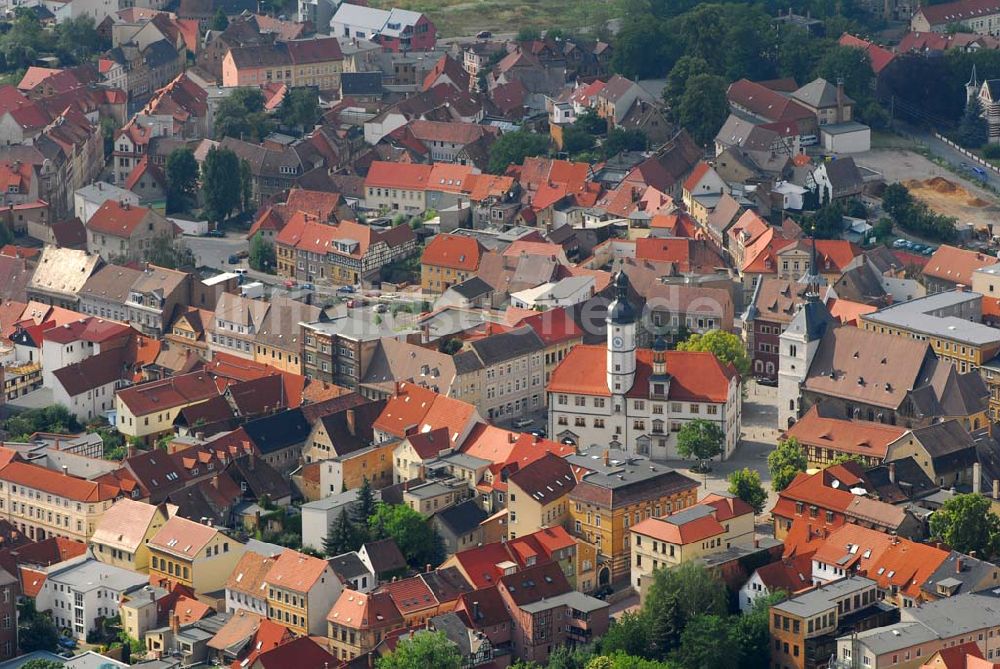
[{"xmin": 606, "ymin": 270, "xmax": 637, "ymax": 395}]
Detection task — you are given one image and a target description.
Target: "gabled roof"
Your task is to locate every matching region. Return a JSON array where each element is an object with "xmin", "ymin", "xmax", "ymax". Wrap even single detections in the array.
[
  {"xmin": 421, "ymin": 233, "xmax": 485, "ymax": 271},
  {"xmin": 498, "ymin": 560, "xmax": 570, "ymax": 606},
  {"xmin": 326, "ymin": 590, "xmax": 403, "ymax": 630},
  {"xmin": 0, "ymin": 461, "xmax": 119, "ymax": 502},
  {"xmin": 251, "ymin": 636, "xmax": 333, "ymax": 669},
  {"xmin": 361, "ymin": 538, "xmax": 406, "ymax": 575},
  {"xmin": 924, "ymin": 245, "xmax": 994, "ymax": 285},
  {"xmin": 148, "ymin": 515, "xmax": 222, "ymax": 559},
  {"xmin": 508, "ymin": 453, "xmax": 575, "ymax": 503},
  {"xmin": 226, "ymin": 551, "xmax": 275, "ymax": 598},
  {"xmin": 727, "ymin": 79, "xmax": 814, "ymax": 123},
  {"xmin": 264, "ymin": 549, "xmax": 329, "ymax": 593},
  {"xmin": 785, "ymin": 404, "xmax": 907, "ymax": 460}
]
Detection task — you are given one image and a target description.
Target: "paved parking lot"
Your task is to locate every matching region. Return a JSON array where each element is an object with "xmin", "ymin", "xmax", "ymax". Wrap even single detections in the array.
[{"xmin": 185, "ymin": 232, "xmax": 249, "ymax": 270}]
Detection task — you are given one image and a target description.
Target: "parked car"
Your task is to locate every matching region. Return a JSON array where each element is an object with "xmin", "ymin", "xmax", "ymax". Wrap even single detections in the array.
[
  {"xmin": 284, "ymin": 279, "xmax": 297, "ymax": 288},
  {"xmin": 338, "ymin": 285, "xmax": 356, "ymax": 294},
  {"xmin": 892, "ymin": 239, "xmax": 907, "ymax": 249},
  {"xmin": 561, "ymin": 436, "xmax": 577, "ymax": 446},
  {"xmin": 513, "ymin": 418, "xmax": 533, "ymax": 428},
  {"xmin": 206, "ymin": 229, "xmax": 224, "ymax": 238},
  {"xmin": 530, "ymin": 428, "xmax": 547, "ymax": 438},
  {"xmin": 476, "ymin": 30, "xmax": 492, "ymax": 38},
  {"xmin": 228, "ymin": 254, "xmax": 239, "ymax": 264}
]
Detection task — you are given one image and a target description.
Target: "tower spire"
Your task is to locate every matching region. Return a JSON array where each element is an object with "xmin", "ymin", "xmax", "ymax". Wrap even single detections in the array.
[{"xmin": 797, "ymin": 236, "xmax": 825, "ymax": 301}]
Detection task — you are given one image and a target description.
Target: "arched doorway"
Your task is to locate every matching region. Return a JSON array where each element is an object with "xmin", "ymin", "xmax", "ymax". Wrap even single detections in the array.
[{"xmin": 598, "ymin": 567, "xmax": 611, "ymax": 587}]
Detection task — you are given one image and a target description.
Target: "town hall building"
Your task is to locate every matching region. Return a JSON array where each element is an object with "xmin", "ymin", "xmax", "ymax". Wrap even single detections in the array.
[{"xmin": 546, "ymin": 271, "xmax": 743, "ymax": 460}]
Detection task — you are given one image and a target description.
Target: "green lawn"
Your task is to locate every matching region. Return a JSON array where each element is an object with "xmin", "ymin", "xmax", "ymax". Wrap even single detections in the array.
[{"xmin": 368, "ymin": 0, "xmax": 616, "ymax": 37}]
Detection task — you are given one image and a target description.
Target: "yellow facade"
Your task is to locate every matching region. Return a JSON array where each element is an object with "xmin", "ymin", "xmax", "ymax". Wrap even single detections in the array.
[
  {"xmin": 267, "ymin": 584, "xmax": 311, "ymax": 637},
  {"xmin": 859, "ymin": 318, "xmax": 1000, "ymax": 374},
  {"xmin": 567, "ymin": 486, "xmax": 698, "ymax": 584},
  {"xmin": 420, "ymin": 263, "xmax": 473, "ymax": 293},
  {"xmin": 507, "ymin": 480, "xmax": 570, "ymax": 541},
  {"xmin": 254, "ymin": 341, "xmax": 303, "ymax": 374},
  {"xmin": 326, "ymin": 443, "xmax": 395, "ymax": 492},
  {"xmin": 116, "ymin": 396, "xmax": 213, "ymax": 441},
  {"xmin": 148, "ymin": 534, "xmax": 246, "ymax": 594},
  {"xmin": 120, "ymin": 593, "xmax": 158, "ymax": 641},
  {"xmin": 0, "ymin": 478, "xmax": 113, "ymax": 543}
]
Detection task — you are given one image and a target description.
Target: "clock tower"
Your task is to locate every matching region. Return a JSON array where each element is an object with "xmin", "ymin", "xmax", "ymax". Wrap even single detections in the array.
[{"xmin": 606, "ymin": 270, "xmax": 637, "ymax": 395}]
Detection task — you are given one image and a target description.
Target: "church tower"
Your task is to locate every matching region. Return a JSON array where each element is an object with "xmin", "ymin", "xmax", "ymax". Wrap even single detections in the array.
[
  {"xmin": 606, "ymin": 270, "xmax": 637, "ymax": 396},
  {"xmin": 778, "ymin": 239, "xmax": 836, "ymax": 428},
  {"xmin": 968, "ymin": 65, "xmax": 980, "ymax": 107}
]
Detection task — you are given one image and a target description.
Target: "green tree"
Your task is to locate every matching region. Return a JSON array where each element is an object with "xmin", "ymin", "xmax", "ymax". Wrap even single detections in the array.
[
  {"xmin": 20, "ymin": 660, "xmax": 63, "ymax": 669},
  {"xmin": 677, "ymin": 329, "xmax": 751, "ymax": 377},
  {"xmin": 323, "ymin": 509, "xmax": 363, "ymax": 556},
  {"xmin": 957, "ymin": 97, "xmax": 989, "ymax": 149},
  {"xmin": 215, "ymin": 88, "xmax": 273, "ymax": 142},
  {"xmin": 279, "ymin": 88, "xmax": 321, "ymax": 132},
  {"xmin": 675, "ymin": 419, "xmax": 724, "ymax": 467},
  {"xmin": 211, "ymin": 8, "xmax": 229, "ymax": 30},
  {"xmin": 642, "ymin": 562, "xmax": 726, "ymax": 659},
  {"xmin": 368, "ymin": 503, "xmax": 445, "ymax": 569},
  {"xmin": 649, "ymin": 589, "xmax": 684, "ymax": 659},
  {"xmin": 20, "ymin": 615, "xmax": 59, "ymax": 652},
  {"xmin": 881, "ymin": 183, "xmax": 912, "ymax": 219},
  {"xmin": 574, "ymin": 108, "xmax": 606, "ymax": 135},
  {"xmin": 602, "ymin": 127, "xmax": 647, "ymax": 158},
  {"xmin": 377, "ymin": 630, "xmax": 461, "ymax": 669},
  {"xmin": 929, "ymin": 493, "xmax": 1000, "ymax": 557},
  {"xmin": 144, "ymin": 234, "xmax": 196, "ymax": 269},
  {"xmin": 516, "ymin": 27, "xmax": 541, "ymax": 41},
  {"xmin": 240, "ymin": 159, "xmax": 253, "ymax": 213},
  {"xmin": 831, "ymin": 454, "xmax": 866, "ymax": 466},
  {"xmin": 778, "ymin": 26, "xmax": 826, "ymax": 85},
  {"xmin": 816, "ymin": 45, "xmax": 874, "ymax": 103},
  {"xmin": 598, "ymin": 611, "xmax": 650, "ymax": 657},
  {"xmin": 248, "ymin": 234, "xmax": 276, "ymax": 273},
  {"xmin": 768, "ymin": 437, "xmax": 808, "ymax": 492},
  {"xmin": 610, "ymin": 21, "xmax": 673, "ymax": 80},
  {"xmin": 546, "ymin": 645, "xmax": 594, "ymax": 669},
  {"xmin": 676, "ymin": 614, "xmax": 733, "ymax": 669},
  {"xmin": 665, "ymin": 55, "xmax": 709, "ymax": 106},
  {"xmin": 202, "ymin": 147, "xmax": 242, "ymax": 223},
  {"xmin": 356, "ymin": 477, "xmax": 377, "ymax": 522},
  {"xmin": 727, "ymin": 467, "xmax": 768, "ymax": 514},
  {"xmin": 487, "ymin": 131, "xmax": 550, "ymax": 174},
  {"xmin": 677, "ymin": 74, "xmax": 728, "ymax": 146},
  {"xmin": 729, "ymin": 592, "xmax": 787, "ymax": 669},
  {"xmin": 54, "ymin": 15, "xmax": 103, "ymax": 64},
  {"xmin": 166, "ymin": 147, "xmax": 199, "ymax": 214},
  {"xmin": 809, "ymin": 201, "xmax": 848, "ymax": 239},
  {"xmin": 562, "ymin": 126, "xmax": 596, "ymax": 155}
]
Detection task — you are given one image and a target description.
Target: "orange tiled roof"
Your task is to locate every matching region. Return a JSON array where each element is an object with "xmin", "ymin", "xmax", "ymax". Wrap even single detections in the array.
[{"xmin": 421, "ymin": 233, "xmax": 485, "ymax": 272}]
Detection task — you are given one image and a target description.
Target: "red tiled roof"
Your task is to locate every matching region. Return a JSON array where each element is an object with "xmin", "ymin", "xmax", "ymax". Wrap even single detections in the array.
[
  {"xmin": 265, "ymin": 549, "xmax": 330, "ymax": 593},
  {"xmin": 421, "ymin": 233, "xmax": 485, "ymax": 271},
  {"xmin": 174, "ymin": 595, "xmax": 212, "ymax": 624},
  {"xmin": 923, "ymin": 244, "xmax": 994, "ymax": 285},
  {"xmin": 364, "ymin": 161, "xmax": 432, "ymax": 190},
  {"xmin": 632, "ymin": 513, "xmax": 724, "ymax": 545},
  {"xmin": 252, "ymin": 636, "xmax": 333, "ymax": 669},
  {"xmin": 753, "ymin": 554, "xmax": 814, "ymax": 594},
  {"xmin": 727, "ymin": 79, "xmax": 814, "ymax": 123},
  {"xmin": 682, "ymin": 161, "xmax": 712, "ymax": 193},
  {"xmin": 0, "ymin": 461, "xmax": 119, "ymax": 502},
  {"xmin": 785, "ymin": 404, "xmax": 907, "ymax": 460},
  {"xmin": 838, "ymin": 34, "xmax": 895, "ymax": 74},
  {"xmin": 326, "ymin": 590, "xmax": 403, "ymax": 630},
  {"xmin": 548, "ymin": 345, "xmax": 737, "ymax": 401},
  {"xmin": 499, "ymin": 560, "xmax": 570, "ymax": 606},
  {"xmin": 229, "ymin": 619, "xmax": 293, "ymax": 669},
  {"xmin": 381, "ymin": 575, "xmax": 438, "ymax": 614},
  {"xmin": 86, "ymin": 200, "xmax": 151, "ymax": 237},
  {"xmin": 116, "ymin": 371, "xmax": 220, "ymax": 416}
]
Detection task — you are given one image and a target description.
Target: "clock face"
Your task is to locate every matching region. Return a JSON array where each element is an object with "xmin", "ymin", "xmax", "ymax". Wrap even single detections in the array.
[{"xmin": 612, "ymin": 336, "xmax": 624, "ymax": 348}]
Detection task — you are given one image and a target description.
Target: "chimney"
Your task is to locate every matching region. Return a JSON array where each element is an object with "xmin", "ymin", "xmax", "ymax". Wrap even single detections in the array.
[
  {"xmin": 404, "ymin": 480, "xmax": 410, "ymax": 491},
  {"xmin": 974, "ymin": 462, "xmax": 982, "ymax": 495},
  {"xmin": 346, "ymin": 408, "xmax": 356, "ymax": 436},
  {"xmin": 603, "ymin": 449, "xmax": 609, "ymax": 467},
  {"xmin": 425, "ymin": 564, "xmax": 431, "ymax": 573},
  {"xmin": 836, "ymin": 77, "xmax": 845, "ymax": 124},
  {"xmin": 472, "ymin": 600, "xmax": 480, "ymax": 619},
  {"xmin": 211, "ymin": 475, "xmax": 220, "ymax": 490},
  {"xmin": 62, "ymin": 466, "xmax": 68, "ymax": 476},
  {"xmin": 993, "ymin": 479, "xmax": 999, "ymax": 500},
  {"xmin": 888, "ymin": 462, "xmax": 896, "ymax": 484},
  {"xmin": 170, "ymin": 613, "xmax": 180, "ymax": 636},
  {"xmin": 956, "ymin": 557, "xmax": 964, "ymax": 574}
]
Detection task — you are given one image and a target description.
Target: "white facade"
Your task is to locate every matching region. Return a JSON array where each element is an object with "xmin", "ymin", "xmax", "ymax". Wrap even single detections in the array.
[
  {"xmin": 36, "ymin": 557, "xmax": 148, "ymax": 641},
  {"xmin": 225, "ymin": 585, "xmax": 268, "ymax": 616},
  {"xmin": 50, "ymin": 373, "xmax": 121, "ymax": 422},
  {"xmin": 41, "ymin": 337, "xmax": 98, "ymax": 389},
  {"xmin": 738, "ymin": 570, "xmax": 772, "ymax": 613},
  {"xmin": 75, "ymin": 183, "xmax": 139, "ymax": 224},
  {"xmin": 821, "ymin": 124, "xmax": 872, "ymax": 154},
  {"xmin": 300, "ymin": 491, "xmax": 366, "ymax": 552}
]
